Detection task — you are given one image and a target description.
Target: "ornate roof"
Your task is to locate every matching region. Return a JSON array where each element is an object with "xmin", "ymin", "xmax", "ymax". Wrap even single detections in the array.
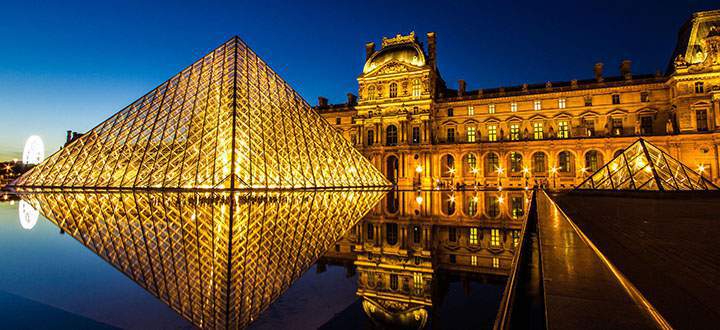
[{"xmin": 363, "ymin": 33, "xmax": 426, "ymax": 74}]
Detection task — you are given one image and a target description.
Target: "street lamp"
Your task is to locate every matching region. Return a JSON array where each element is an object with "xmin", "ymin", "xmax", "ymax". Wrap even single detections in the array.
[
  {"xmin": 471, "ymin": 167, "xmax": 479, "ymax": 188},
  {"xmin": 448, "ymin": 166, "xmax": 456, "ymax": 189},
  {"xmin": 698, "ymin": 164, "xmax": 706, "ymax": 180},
  {"xmin": 496, "ymin": 166, "xmax": 504, "ymax": 190},
  {"xmin": 550, "ymin": 166, "xmax": 558, "ymax": 190},
  {"xmin": 522, "ymin": 166, "xmax": 530, "ymax": 189}
]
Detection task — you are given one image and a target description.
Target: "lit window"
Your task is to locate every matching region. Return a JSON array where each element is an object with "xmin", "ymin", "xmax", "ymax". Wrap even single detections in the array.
[
  {"xmin": 413, "ymin": 273, "xmax": 423, "ymax": 294},
  {"xmin": 510, "ymin": 102, "xmax": 517, "ymax": 112},
  {"xmin": 447, "ymin": 108, "xmax": 454, "ymax": 117},
  {"xmin": 470, "ymin": 227, "xmax": 478, "ymax": 244},
  {"xmin": 697, "ymin": 110, "xmax": 708, "ymax": 132},
  {"xmin": 584, "ymin": 96, "xmax": 592, "ymax": 106},
  {"xmin": 612, "ymin": 118, "xmax": 623, "ymax": 136},
  {"xmin": 412, "ymin": 79, "xmax": 421, "ymax": 96},
  {"xmin": 533, "ymin": 122, "xmax": 544, "ymax": 140},
  {"xmin": 511, "ymin": 196, "xmax": 524, "ymax": 219},
  {"xmin": 558, "ymin": 98, "xmax": 566, "ymax": 109},
  {"xmin": 509, "ymin": 152, "xmax": 522, "ymax": 172},
  {"xmin": 486, "ymin": 196, "xmax": 500, "ymax": 217},
  {"xmin": 467, "ymin": 127, "xmax": 476, "ymax": 142},
  {"xmin": 533, "ymin": 152, "xmax": 546, "ymax": 172},
  {"xmin": 471, "ymin": 255, "xmax": 478, "ymax": 266},
  {"xmin": 491, "ymin": 228, "xmax": 501, "ymax": 246},
  {"xmin": 488, "ymin": 104, "xmax": 496, "ymax": 114},
  {"xmin": 585, "ymin": 151, "xmax": 600, "ymax": 172},
  {"xmin": 492, "ymin": 257, "xmax": 500, "ymax": 268},
  {"xmin": 488, "ymin": 125, "xmax": 497, "ymax": 142},
  {"xmin": 558, "ymin": 151, "xmax": 572, "ymax": 173},
  {"xmin": 466, "ymin": 154, "xmax": 477, "ymax": 173},
  {"xmin": 389, "ymin": 82, "xmax": 397, "ymax": 98},
  {"xmin": 612, "ymin": 94, "xmax": 620, "ymax": 104},
  {"xmin": 558, "ymin": 120, "xmax": 569, "ymax": 138},
  {"xmin": 390, "ymin": 274, "xmax": 399, "ymax": 290},
  {"xmin": 534, "ymin": 100, "xmax": 542, "ymax": 110},
  {"xmin": 695, "ymin": 82, "xmax": 704, "ymax": 94},
  {"xmin": 510, "ymin": 124, "xmax": 520, "ymax": 141},
  {"xmin": 486, "ymin": 153, "xmax": 499, "ymax": 174},
  {"xmin": 468, "ymin": 106, "xmax": 475, "ymax": 116},
  {"xmin": 368, "ymin": 85, "xmax": 376, "ymax": 100}
]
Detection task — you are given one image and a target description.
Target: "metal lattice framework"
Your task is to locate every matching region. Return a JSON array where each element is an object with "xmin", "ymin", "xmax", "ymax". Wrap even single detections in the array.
[
  {"xmin": 18, "ymin": 189, "xmax": 384, "ymax": 329},
  {"xmin": 577, "ymin": 139, "xmax": 718, "ymax": 191},
  {"xmin": 14, "ymin": 37, "xmax": 388, "ymax": 189}
]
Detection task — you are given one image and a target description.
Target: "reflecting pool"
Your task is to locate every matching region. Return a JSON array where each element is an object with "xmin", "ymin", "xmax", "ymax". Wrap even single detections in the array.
[{"xmin": 0, "ymin": 189, "xmax": 529, "ymax": 329}]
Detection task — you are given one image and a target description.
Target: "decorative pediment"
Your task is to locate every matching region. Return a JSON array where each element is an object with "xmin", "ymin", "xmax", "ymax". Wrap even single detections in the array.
[
  {"xmin": 553, "ymin": 112, "xmax": 573, "ymax": 119},
  {"xmin": 528, "ymin": 114, "xmax": 548, "ymax": 121},
  {"xmin": 580, "ymin": 110, "xmax": 601, "ymax": 118},
  {"xmin": 441, "ymin": 119, "xmax": 459, "ymax": 126},
  {"xmin": 463, "ymin": 119, "xmax": 480, "ymax": 125},
  {"xmin": 483, "ymin": 116, "xmax": 501, "ymax": 123},
  {"xmin": 506, "ymin": 115, "xmax": 523, "ymax": 123},
  {"xmin": 607, "ymin": 108, "xmax": 629, "ymax": 117},
  {"xmin": 636, "ymin": 107, "xmax": 659, "ymax": 115}
]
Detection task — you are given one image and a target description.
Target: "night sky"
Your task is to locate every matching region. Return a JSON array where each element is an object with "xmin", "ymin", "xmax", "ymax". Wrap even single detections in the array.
[{"xmin": 1, "ymin": 0, "xmax": 717, "ymax": 159}]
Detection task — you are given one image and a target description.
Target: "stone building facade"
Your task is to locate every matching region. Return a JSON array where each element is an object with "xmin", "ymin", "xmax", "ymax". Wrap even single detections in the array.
[{"xmin": 316, "ymin": 9, "xmax": 720, "ymax": 189}]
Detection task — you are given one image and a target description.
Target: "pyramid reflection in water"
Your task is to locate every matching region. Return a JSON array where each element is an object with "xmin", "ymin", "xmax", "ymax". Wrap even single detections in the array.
[
  {"xmin": 17, "ymin": 189, "xmax": 384, "ymax": 329},
  {"xmin": 14, "ymin": 36, "xmax": 387, "ymax": 189},
  {"xmin": 576, "ymin": 139, "xmax": 718, "ymax": 191}
]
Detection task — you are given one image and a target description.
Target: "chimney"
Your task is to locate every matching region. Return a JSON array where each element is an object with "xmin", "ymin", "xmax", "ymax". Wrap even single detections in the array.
[
  {"xmin": 594, "ymin": 63, "xmax": 604, "ymax": 82},
  {"xmin": 365, "ymin": 42, "xmax": 375, "ymax": 60},
  {"xmin": 66, "ymin": 130, "xmax": 72, "ymax": 144},
  {"xmin": 346, "ymin": 93, "xmax": 357, "ymax": 105},
  {"xmin": 318, "ymin": 96, "xmax": 328, "ymax": 107},
  {"xmin": 620, "ymin": 60, "xmax": 632, "ymax": 80},
  {"xmin": 458, "ymin": 80, "xmax": 466, "ymax": 97},
  {"xmin": 72, "ymin": 132, "xmax": 79, "ymax": 140},
  {"xmin": 426, "ymin": 32, "xmax": 436, "ymax": 67}
]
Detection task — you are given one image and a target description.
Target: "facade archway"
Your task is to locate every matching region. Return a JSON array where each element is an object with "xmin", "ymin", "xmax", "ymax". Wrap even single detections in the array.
[
  {"xmin": 440, "ymin": 154, "xmax": 456, "ymax": 178},
  {"xmin": 557, "ymin": 150, "xmax": 575, "ymax": 176},
  {"xmin": 584, "ymin": 150, "xmax": 603, "ymax": 172},
  {"xmin": 386, "ymin": 155, "xmax": 399, "ymax": 184}
]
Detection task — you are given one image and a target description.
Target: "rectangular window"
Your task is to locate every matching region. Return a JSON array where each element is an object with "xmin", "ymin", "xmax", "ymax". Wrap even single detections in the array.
[
  {"xmin": 469, "ymin": 228, "xmax": 478, "ymax": 245},
  {"xmin": 467, "ymin": 127, "xmax": 476, "ymax": 142},
  {"xmin": 488, "ymin": 104, "xmax": 496, "ymax": 114},
  {"xmin": 510, "ymin": 102, "xmax": 518, "ymax": 112},
  {"xmin": 412, "ymin": 79, "xmax": 422, "ymax": 96},
  {"xmin": 447, "ymin": 108, "xmax": 454, "ymax": 117},
  {"xmin": 584, "ymin": 96, "xmax": 593, "ymax": 106},
  {"xmin": 447, "ymin": 128, "xmax": 455, "ymax": 143},
  {"xmin": 413, "ymin": 226, "xmax": 421, "ymax": 243},
  {"xmin": 695, "ymin": 82, "xmax": 705, "ymax": 94},
  {"xmin": 697, "ymin": 110, "xmax": 708, "ymax": 132},
  {"xmin": 511, "ymin": 196, "xmax": 524, "ymax": 219},
  {"xmin": 612, "ymin": 118, "xmax": 623, "ymax": 136},
  {"xmin": 413, "ymin": 273, "xmax": 423, "ymax": 294},
  {"xmin": 471, "ymin": 255, "xmax": 478, "ymax": 266},
  {"xmin": 534, "ymin": 100, "xmax": 542, "ymax": 110},
  {"xmin": 492, "ymin": 257, "xmax": 500, "ymax": 268},
  {"xmin": 491, "ymin": 228, "xmax": 501, "ymax": 247},
  {"xmin": 558, "ymin": 98, "xmax": 566, "ymax": 109},
  {"xmin": 367, "ymin": 130, "xmax": 374, "ymax": 145},
  {"xmin": 510, "ymin": 124, "xmax": 520, "ymax": 141},
  {"xmin": 412, "ymin": 127, "xmax": 420, "ymax": 144},
  {"xmin": 641, "ymin": 92, "xmax": 650, "ymax": 102},
  {"xmin": 640, "ymin": 116, "xmax": 653, "ymax": 135},
  {"xmin": 390, "ymin": 274, "xmax": 398, "ymax": 290},
  {"xmin": 450, "ymin": 254, "xmax": 456, "ymax": 264},
  {"xmin": 584, "ymin": 119, "xmax": 595, "ymax": 137},
  {"xmin": 467, "ymin": 106, "xmax": 474, "ymax": 116},
  {"xmin": 488, "ymin": 125, "xmax": 497, "ymax": 142},
  {"xmin": 486, "ymin": 196, "xmax": 500, "ymax": 217},
  {"xmin": 612, "ymin": 94, "xmax": 620, "ymax": 104},
  {"xmin": 449, "ymin": 227, "xmax": 457, "ymax": 242},
  {"xmin": 367, "ymin": 224, "xmax": 374, "ymax": 240},
  {"xmin": 533, "ymin": 122, "xmax": 544, "ymax": 140},
  {"xmin": 558, "ymin": 120, "xmax": 569, "ymax": 138},
  {"xmin": 336, "ymin": 117, "xmax": 341, "ymax": 125}
]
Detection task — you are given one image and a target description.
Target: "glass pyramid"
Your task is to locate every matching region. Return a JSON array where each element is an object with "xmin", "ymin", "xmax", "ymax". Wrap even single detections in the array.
[
  {"xmin": 576, "ymin": 139, "xmax": 718, "ymax": 191},
  {"xmin": 17, "ymin": 189, "xmax": 384, "ymax": 329},
  {"xmin": 14, "ymin": 37, "xmax": 388, "ymax": 189}
]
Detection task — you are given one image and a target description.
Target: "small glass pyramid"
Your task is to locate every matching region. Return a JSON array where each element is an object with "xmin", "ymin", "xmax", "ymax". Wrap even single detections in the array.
[
  {"xmin": 13, "ymin": 37, "xmax": 388, "ymax": 190},
  {"xmin": 576, "ymin": 139, "xmax": 718, "ymax": 191}
]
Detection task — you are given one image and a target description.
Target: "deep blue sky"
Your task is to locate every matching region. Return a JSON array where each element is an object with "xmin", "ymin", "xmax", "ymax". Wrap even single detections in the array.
[{"xmin": 1, "ymin": 0, "xmax": 717, "ymax": 160}]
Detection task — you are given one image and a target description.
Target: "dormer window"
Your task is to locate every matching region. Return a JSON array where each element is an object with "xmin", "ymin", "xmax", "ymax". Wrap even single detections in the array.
[
  {"xmin": 368, "ymin": 86, "xmax": 376, "ymax": 100},
  {"xmin": 641, "ymin": 91, "xmax": 650, "ymax": 102},
  {"xmin": 412, "ymin": 79, "xmax": 421, "ymax": 96},
  {"xmin": 488, "ymin": 104, "xmax": 496, "ymax": 114},
  {"xmin": 447, "ymin": 108, "xmax": 454, "ymax": 117},
  {"xmin": 534, "ymin": 100, "xmax": 542, "ymax": 110},
  {"xmin": 558, "ymin": 98, "xmax": 566, "ymax": 109},
  {"xmin": 510, "ymin": 102, "xmax": 518, "ymax": 112},
  {"xmin": 695, "ymin": 82, "xmax": 705, "ymax": 94},
  {"xmin": 612, "ymin": 94, "xmax": 621, "ymax": 104},
  {"xmin": 467, "ymin": 106, "xmax": 475, "ymax": 116}
]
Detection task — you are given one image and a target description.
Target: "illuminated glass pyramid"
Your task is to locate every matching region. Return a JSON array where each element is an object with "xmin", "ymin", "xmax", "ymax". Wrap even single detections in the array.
[
  {"xmin": 18, "ymin": 190, "xmax": 384, "ymax": 329},
  {"xmin": 576, "ymin": 139, "xmax": 718, "ymax": 191},
  {"xmin": 14, "ymin": 37, "xmax": 388, "ymax": 189}
]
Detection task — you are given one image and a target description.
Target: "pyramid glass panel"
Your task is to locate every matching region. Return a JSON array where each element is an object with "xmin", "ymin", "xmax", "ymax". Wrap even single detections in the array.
[
  {"xmin": 16, "ymin": 189, "xmax": 385, "ymax": 329},
  {"xmin": 577, "ymin": 139, "xmax": 718, "ymax": 191},
  {"xmin": 12, "ymin": 37, "xmax": 388, "ymax": 190}
]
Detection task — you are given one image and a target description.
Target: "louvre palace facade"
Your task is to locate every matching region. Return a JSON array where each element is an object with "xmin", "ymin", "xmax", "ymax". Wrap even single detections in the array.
[{"xmin": 316, "ymin": 9, "xmax": 720, "ymax": 189}]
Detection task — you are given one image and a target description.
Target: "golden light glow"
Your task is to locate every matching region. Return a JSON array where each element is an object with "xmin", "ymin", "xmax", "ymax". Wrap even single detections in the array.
[
  {"xmin": 13, "ymin": 37, "xmax": 389, "ymax": 190},
  {"xmin": 698, "ymin": 164, "xmax": 706, "ymax": 173},
  {"xmin": 415, "ymin": 194, "xmax": 423, "ymax": 205},
  {"xmin": 522, "ymin": 167, "xmax": 529, "ymax": 174},
  {"xmin": 415, "ymin": 165, "xmax": 423, "ymax": 173},
  {"xmin": 497, "ymin": 196, "xmax": 504, "ymax": 204},
  {"xmin": 550, "ymin": 167, "xmax": 557, "ymax": 174},
  {"xmin": 448, "ymin": 167, "xmax": 456, "ymax": 175},
  {"xmin": 17, "ymin": 189, "xmax": 384, "ymax": 329},
  {"xmin": 471, "ymin": 167, "xmax": 478, "ymax": 175}
]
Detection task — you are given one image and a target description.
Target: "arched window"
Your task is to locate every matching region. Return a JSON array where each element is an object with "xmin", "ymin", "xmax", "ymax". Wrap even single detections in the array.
[
  {"xmin": 389, "ymin": 82, "xmax": 398, "ymax": 98},
  {"xmin": 485, "ymin": 152, "xmax": 499, "ymax": 175},
  {"xmin": 386, "ymin": 223, "xmax": 398, "ymax": 245},
  {"xmin": 509, "ymin": 152, "xmax": 523, "ymax": 173},
  {"xmin": 613, "ymin": 149, "xmax": 624, "ymax": 158},
  {"xmin": 367, "ymin": 129, "xmax": 375, "ymax": 146},
  {"xmin": 368, "ymin": 85, "xmax": 376, "ymax": 100},
  {"xmin": 558, "ymin": 151, "xmax": 572, "ymax": 173},
  {"xmin": 465, "ymin": 194, "xmax": 478, "ymax": 216},
  {"xmin": 463, "ymin": 154, "xmax": 477, "ymax": 176},
  {"xmin": 585, "ymin": 151, "xmax": 601, "ymax": 172},
  {"xmin": 386, "ymin": 125, "xmax": 398, "ymax": 146},
  {"xmin": 412, "ymin": 79, "xmax": 421, "ymax": 96},
  {"xmin": 486, "ymin": 195, "xmax": 500, "ymax": 218},
  {"xmin": 532, "ymin": 152, "xmax": 546, "ymax": 173},
  {"xmin": 442, "ymin": 155, "xmax": 455, "ymax": 177}
]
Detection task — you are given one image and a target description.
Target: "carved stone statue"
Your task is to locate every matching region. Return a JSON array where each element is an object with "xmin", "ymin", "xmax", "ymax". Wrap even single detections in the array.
[
  {"xmin": 500, "ymin": 128, "xmax": 505, "ymax": 141},
  {"xmin": 548, "ymin": 126, "xmax": 555, "ymax": 138},
  {"xmin": 666, "ymin": 118, "xmax": 674, "ymax": 134},
  {"xmin": 634, "ymin": 120, "xmax": 641, "ymax": 135},
  {"xmin": 523, "ymin": 128, "xmax": 529, "ymax": 140}
]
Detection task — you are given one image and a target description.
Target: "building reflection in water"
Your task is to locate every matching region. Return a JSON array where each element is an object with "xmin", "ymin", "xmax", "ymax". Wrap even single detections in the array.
[
  {"xmin": 15, "ymin": 189, "xmax": 384, "ymax": 329},
  {"xmin": 320, "ymin": 189, "xmax": 530, "ymax": 329}
]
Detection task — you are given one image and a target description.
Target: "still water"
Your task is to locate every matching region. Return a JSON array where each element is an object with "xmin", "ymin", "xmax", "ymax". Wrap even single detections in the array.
[{"xmin": 0, "ymin": 189, "xmax": 528, "ymax": 329}]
